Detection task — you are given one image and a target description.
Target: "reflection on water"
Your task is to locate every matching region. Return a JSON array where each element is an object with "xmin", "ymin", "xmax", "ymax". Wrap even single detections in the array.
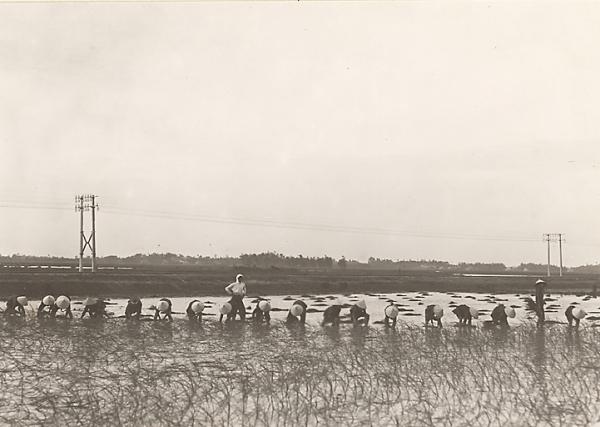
[
  {"xmin": 323, "ymin": 325, "xmax": 341, "ymax": 343},
  {"xmin": 566, "ymin": 327, "xmax": 582, "ymax": 352},
  {"xmin": 0, "ymin": 319, "xmax": 598, "ymax": 425},
  {"xmin": 349, "ymin": 326, "xmax": 368, "ymax": 349}
]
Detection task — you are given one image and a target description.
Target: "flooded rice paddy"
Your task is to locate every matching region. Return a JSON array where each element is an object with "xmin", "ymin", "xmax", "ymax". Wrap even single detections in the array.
[
  {"xmin": 2, "ymin": 291, "xmax": 600, "ymax": 426},
  {"xmin": 13, "ymin": 291, "xmax": 600, "ymax": 327}
]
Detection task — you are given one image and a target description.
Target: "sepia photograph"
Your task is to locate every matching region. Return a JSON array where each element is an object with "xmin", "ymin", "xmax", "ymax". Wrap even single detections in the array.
[{"xmin": 1, "ymin": 0, "xmax": 600, "ymax": 425}]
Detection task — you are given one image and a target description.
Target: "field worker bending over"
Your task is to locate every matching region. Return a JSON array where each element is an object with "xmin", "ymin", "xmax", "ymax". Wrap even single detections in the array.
[
  {"xmin": 51, "ymin": 296, "xmax": 74, "ymax": 319},
  {"xmin": 491, "ymin": 304, "xmax": 515, "ymax": 326},
  {"xmin": 565, "ymin": 306, "xmax": 586, "ymax": 328},
  {"xmin": 350, "ymin": 300, "xmax": 370, "ymax": 326},
  {"xmin": 5, "ymin": 296, "xmax": 27, "ymax": 317},
  {"xmin": 37, "ymin": 295, "xmax": 56, "ymax": 318},
  {"xmin": 452, "ymin": 304, "xmax": 474, "ymax": 326},
  {"xmin": 125, "ymin": 297, "xmax": 143, "ymax": 320},
  {"xmin": 384, "ymin": 303, "xmax": 399, "ymax": 327},
  {"xmin": 81, "ymin": 298, "xmax": 109, "ymax": 319},
  {"xmin": 252, "ymin": 300, "xmax": 271, "ymax": 323},
  {"xmin": 425, "ymin": 304, "xmax": 443, "ymax": 327},
  {"xmin": 322, "ymin": 300, "xmax": 342, "ymax": 326},
  {"xmin": 154, "ymin": 298, "xmax": 173, "ymax": 321},
  {"xmin": 186, "ymin": 300, "xmax": 204, "ymax": 322},
  {"xmin": 219, "ymin": 302, "xmax": 233, "ymax": 323},
  {"xmin": 225, "ymin": 274, "xmax": 247, "ymax": 320},
  {"xmin": 286, "ymin": 300, "xmax": 307, "ymax": 325}
]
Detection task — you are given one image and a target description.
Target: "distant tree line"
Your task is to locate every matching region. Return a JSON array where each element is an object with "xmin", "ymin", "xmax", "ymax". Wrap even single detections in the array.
[
  {"xmin": 0, "ymin": 252, "xmax": 335, "ymax": 269},
  {"xmin": 0, "ymin": 253, "xmax": 599, "ymax": 274}
]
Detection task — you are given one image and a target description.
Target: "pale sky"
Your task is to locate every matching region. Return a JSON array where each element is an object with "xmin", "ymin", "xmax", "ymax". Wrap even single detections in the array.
[{"xmin": 1, "ymin": 1, "xmax": 599, "ymax": 266}]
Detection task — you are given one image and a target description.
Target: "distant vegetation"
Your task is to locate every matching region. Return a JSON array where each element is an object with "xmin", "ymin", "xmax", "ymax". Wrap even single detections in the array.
[{"xmin": 1, "ymin": 252, "xmax": 599, "ymax": 274}]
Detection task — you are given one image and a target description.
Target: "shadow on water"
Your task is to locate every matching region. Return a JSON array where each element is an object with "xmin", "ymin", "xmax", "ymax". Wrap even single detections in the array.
[
  {"xmin": 349, "ymin": 326, "xmax": 368, "ymax": 349},
  {"xmin": 323, "ymin": 325, "xmax": 341, "ymax": 343},
  {"xmin": 124, "ymin": 318, "xmax": 144, "ymax": 338},
  {"xmin": 566, "ymin": 326, "xmax": 581, "ymax": 352},
  {"xmin": 488, "ymin": 324, "xmax": 510, "ymax": 346},
  {"xmin": 424, "ymin": 326, "xmax": 443, "ymax": 349},
  {"xmin": 80, "ymin": 317, "xmax": 107, "ymax": 333},
  {"xmin": 533, "ymin": 323, "xmax": 546, "ymax": 367},
  {"xmin": 382, "ymin": 325, "xmax": 399, "ymax": 339},
  {"xmin": 285, "ymin": 323, "xmax": 308, "ymax": 345},
  {"xmin": 148, "ymin": 320, "xmax": 174, "ymax": 343},
  {"xmin": 532, "ymin": 324, "xmax": 548, "ymax": 405}
]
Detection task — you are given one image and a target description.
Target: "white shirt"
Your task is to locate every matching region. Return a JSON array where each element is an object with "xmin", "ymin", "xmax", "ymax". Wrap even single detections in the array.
[{"xmin": 225, "ymin": 281, "xmax": 246, "ymax": 296}]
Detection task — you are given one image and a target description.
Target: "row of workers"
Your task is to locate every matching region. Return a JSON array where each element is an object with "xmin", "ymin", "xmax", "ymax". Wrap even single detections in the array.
[
  {"xmin": 4, "ymin": 293, "xmax": 587, "ymax": 328},
  {"xmin": 3, "ymin": 294, "xmax": 303, "ymax": 323},
  {"xmin": 2, "ymin": 277, "xmax": 587, "ymax": 327}
]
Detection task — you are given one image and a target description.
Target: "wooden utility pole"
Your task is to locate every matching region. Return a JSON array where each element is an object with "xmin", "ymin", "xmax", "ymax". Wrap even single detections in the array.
[
  {"xmin": 78, "ymin": 195, "xmax": 84, "ymax": 272},
  {"xmin": 75, "ymin": 194, "xmax": 98, "ymax": 272},
  {"xmin": 544, "ymin": 233, "xmax": 551, "ymax": 277},
  {"xmin": 91, "ymin": 195, "xmax": 96, "ymax": 272},
  {"xmin": 558, "ymin": 233, "xmax": 563, "ymax": 277},
  {"xmin": 543, "ymin": 233, "xmax": 564, "ymax": 277}
]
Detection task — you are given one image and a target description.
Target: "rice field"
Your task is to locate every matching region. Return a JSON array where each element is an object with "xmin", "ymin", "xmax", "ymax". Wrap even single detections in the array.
[
  {"xmin": 2, "ymin": 303, "xmax": 600, "ymax": 426},
  {"xmin": 12, "ymin": 290, "xmax": 600, "ymax": 327}
]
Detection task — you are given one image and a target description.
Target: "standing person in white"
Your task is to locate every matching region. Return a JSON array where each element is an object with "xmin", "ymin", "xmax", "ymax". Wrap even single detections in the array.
[{"xmin": 225, "ymin": 274, "xmax": 247, "ymax": 320}]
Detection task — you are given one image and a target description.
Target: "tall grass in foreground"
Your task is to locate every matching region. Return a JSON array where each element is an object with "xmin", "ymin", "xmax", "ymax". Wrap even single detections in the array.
[{"xmin": 0, "ymin": 318, "xmax": 599, "ymax": 426}]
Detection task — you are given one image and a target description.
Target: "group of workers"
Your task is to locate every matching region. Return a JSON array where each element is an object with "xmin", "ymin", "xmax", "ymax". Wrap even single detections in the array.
[
  {"xmin": 418, "ymin": 279, "xmax": 587, "ymax": 328},
  {"xmin": 1, "ymin": 277, "xmax": 588, "ymax": 328}
]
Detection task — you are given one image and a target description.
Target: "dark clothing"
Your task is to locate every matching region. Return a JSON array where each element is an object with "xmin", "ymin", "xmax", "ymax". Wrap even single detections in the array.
[
  {"xmin": 52, "ymin": 304, "xmax": 73, "ymax": 319},
  {"xmin": 50, "ymin": 296, "xmax": 73, "ymax": 319},
  {"xmin": 535, "ymin": 284, "xmax": 545, "ymax": 323},
  {"xmin": 50, "ymin": 297, "xmax": 74, "ymax": 319},
  {"xmin": 565, "ymin": 306, "xmax": 580, "ymax": 328},
  {"xmin": 453, "ymin": 304, "xmax": 472, "ymax": 325},
  {"xmin": 252, "ymin": 303, "xmax": 271, "ymax": 323},
  {"xmin": 286, "ymin": 300, "xmax": 307, "ymax": 324},
  {"xmin": 154, "ymin": 298, "xmax": 173, "ymax": 321},
  {"xmin": 491, "ymin": 304, "xmax": 508, "ymax": 325},
  {"xmin": 38, "ymin": 302, "xmax": 50, "ymax": 318},
  {"xmin": 425, "ymin": 304, "xmax": 442, "ymax": 327},
  {"xmin": 125, "ymin": 300, "xmax": 142, "ymax": 320},
  {"xmin": 5, "ymin": 296, "xmax": 25, "ymax": 317},
  {"xmin": 228, "ymin": 295, "xmax": 246, "ymax": 320},
  {"xmin": 349, "ymin": 305, "xmax": 369, "ymax": 326},
  {"xmin": 322, "ymin": 305, "xmax": 341, "ymax": 326},
  {"xmin": 82, "ymin": 301, "xmax": 108, "ymax": 319},
  {"xmin": 523, "ymin": 297, "xmax": 536, "ymax": 312},
  {"xmin": 186, "ymin": 300, "xmax": 202, "ymax": 322}
]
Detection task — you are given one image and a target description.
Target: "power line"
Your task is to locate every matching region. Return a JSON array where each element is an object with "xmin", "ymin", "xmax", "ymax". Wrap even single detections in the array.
[
  {"xmin": 0, "ymin": 202, "xmax": 72, "ymax": 211},
  {"xmin": 91, "ymin": 205, "xmax": 544, "ymax": 242},
  {"xmin": 0, "ymin": 199, "xmax": 551, "ymax": 243}
]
